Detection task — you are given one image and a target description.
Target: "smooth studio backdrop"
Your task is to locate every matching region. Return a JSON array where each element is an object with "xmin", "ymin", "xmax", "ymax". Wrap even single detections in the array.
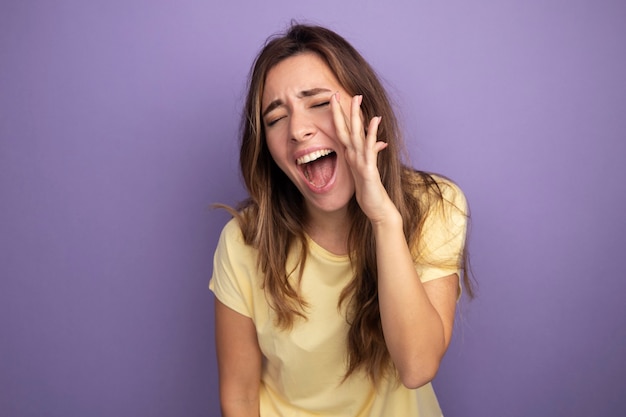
[{"xmin": 1, "ymin": 1, "xmax": 625, "ymax": 416}]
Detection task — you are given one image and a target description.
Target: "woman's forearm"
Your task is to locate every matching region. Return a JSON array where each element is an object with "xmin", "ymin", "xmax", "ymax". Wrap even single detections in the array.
[{"xmin": 372, "ymin": 210, "xmax": 454, "ymax": 389}]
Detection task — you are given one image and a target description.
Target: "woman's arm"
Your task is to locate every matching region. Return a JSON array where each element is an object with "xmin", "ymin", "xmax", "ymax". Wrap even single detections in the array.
[
  {"xmin": 373, "ymin": 211, "xmax": 458, "ymax": 389},
  {"xmin": 214, "ymin": 299, "xmax": 262, "ymax": 417},
  {"xmin": 330, "ymin": 94, "xmax": 459, "ymax": 389}
]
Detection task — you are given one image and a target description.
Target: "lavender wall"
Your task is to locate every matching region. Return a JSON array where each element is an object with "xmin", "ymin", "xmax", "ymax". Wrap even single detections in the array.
[{"xmin": 1, "ymin": 1, "xmax": 624, "ymax": 416}]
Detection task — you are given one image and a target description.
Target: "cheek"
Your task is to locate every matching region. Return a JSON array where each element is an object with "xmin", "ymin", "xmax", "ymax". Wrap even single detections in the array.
[
  {"xmin": 315, "ymin": 109, "xmax": 341, "ymax": 139},
  {"xmin": 265, "ymin": 134, "xmax": 290, "ymax": 170}
]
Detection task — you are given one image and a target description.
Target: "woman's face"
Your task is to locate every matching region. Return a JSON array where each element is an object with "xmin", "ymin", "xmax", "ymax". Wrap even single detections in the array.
[{"xmin": 261, "ymin": 52, "xmax": 356, "ymax": 221}]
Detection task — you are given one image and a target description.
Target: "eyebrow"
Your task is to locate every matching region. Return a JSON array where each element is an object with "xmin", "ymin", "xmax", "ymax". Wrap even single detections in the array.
[{"xmin": 262, "ymin": 88, "xmax": 333, "ymax": 118}]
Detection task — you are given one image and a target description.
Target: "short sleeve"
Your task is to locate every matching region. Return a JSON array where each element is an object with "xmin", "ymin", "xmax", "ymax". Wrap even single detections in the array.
[
  {"xmin": 413, "ymin": 178, "xmax": 468, "ymax": 283},
  {"xmin": 209, "ymin": 218, "xmax": 257, "ymax": 318}
]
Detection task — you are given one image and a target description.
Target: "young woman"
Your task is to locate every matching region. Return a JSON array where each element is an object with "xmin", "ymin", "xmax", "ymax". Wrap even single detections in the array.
[{"xmin": 210, "ymin": 23, "xmax": 472, "ymax": 417}]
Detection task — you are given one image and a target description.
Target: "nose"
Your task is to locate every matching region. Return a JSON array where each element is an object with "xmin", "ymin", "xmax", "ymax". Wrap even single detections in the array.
[{"xmin": 289, "ymin": 110, "xmax": 316, "ymax": 142}]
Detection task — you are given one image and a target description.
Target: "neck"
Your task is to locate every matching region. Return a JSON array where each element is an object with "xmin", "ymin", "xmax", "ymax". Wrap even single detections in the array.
[{"xmin": 304, "ymin": 206, "xmax": 351, "ymax": 256}]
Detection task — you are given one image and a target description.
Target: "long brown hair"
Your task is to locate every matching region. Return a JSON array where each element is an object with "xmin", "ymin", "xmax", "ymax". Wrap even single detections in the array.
[{"xmin": 229, "ymin": 23, "xmax": 473, "ymax": 383}]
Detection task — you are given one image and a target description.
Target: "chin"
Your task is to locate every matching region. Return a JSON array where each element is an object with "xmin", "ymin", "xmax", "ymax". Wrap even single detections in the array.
[{"xmin": 306, "ymin": 192, "xmax": 354, "ymax": 216}]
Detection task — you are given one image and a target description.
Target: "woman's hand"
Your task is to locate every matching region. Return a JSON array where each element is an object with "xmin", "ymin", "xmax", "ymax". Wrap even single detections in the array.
[{"xmin": 330, "ymin": 93, "xmax": 397, "ymax": 224}]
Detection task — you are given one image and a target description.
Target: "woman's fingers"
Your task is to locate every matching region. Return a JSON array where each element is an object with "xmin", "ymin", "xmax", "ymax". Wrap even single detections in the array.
[
  {"xmin": 349, "ymin": 95, "xmax": 365, "ymax": 152},
  {"xmin": 331, "ymin": 93, "xmax": 387, "ymax": 164},
  {"xmin": 331, "ymin": 92, "xmax": 352, "ymax": 148},
  {"xmin": 366, "ymin": 116, "xmax": 385, "ymax": 154}
]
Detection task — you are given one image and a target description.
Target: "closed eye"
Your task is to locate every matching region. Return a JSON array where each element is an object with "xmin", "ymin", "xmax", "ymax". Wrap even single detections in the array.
[
  {"xmin": 266, "ymin": 115, "xmax": 285, "ymax": 127},
  {"xmin": 265, "ymin": 99, "xmax": 330, "ymax": 127}
]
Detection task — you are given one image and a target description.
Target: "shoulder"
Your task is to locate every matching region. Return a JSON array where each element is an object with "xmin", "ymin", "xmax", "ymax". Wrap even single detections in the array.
[
  {"xmin": 216, "ymin": 217, "xmax": 244, "ymax": 246},
  {"xmin": 221, "ymin": 216, "xmax": 244, "ymax": 239},
  {"xmin": 404, "ymin": 170, "xmax": 467, "ymax": 215},
  {"xmin": 215, "ymin": 217, "xmax": 258, "ymax": 261},
  {"xmin": 432, "ymin": 174, "xmax": 467, "ymax": 214},
  {"xmin": 407, "ymin": 173, "xmax": 469, "ymax": 279}
]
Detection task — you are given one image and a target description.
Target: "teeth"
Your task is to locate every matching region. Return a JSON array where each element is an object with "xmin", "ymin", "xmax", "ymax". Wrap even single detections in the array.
[{"xmin": 296, "ymin": 149, "xmax": 333, "ymax": 165}]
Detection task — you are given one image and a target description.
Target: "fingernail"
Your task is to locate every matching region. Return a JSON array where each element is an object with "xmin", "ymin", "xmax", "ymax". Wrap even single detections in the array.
[
  {"xmin": 358, "ymin": 95, "xmax": 363, "ymax": 105},
  {"xmin": 334, "ymin": 92, "xmax": 340, "ymax": 102}
]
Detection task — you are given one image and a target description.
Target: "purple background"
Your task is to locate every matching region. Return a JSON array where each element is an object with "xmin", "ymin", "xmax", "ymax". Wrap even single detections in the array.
[{"xmin": 1, "ymin": 1, "xmax": 625, "ymax": 416}]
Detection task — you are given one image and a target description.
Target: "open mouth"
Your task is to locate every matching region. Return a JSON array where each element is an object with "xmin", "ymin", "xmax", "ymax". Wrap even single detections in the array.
[{"xmin": 296, "ymin": 149, "xmax": 337, "ymax": 189}]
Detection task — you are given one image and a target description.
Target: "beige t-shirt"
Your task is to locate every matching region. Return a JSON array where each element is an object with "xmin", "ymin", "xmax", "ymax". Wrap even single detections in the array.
[{"xmin": 210, "ymin": 177, "xmax": 467, "ymax": 416}]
